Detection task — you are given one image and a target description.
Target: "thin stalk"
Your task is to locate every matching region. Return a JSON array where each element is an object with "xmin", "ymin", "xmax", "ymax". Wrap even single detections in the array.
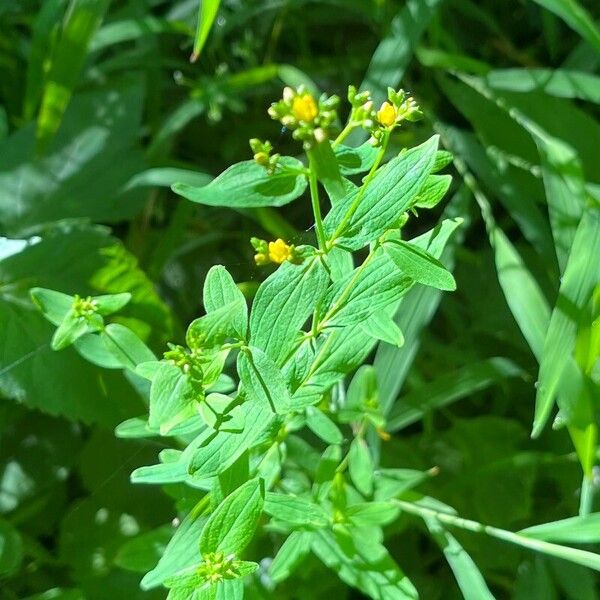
[
  {"xmin": 328, "ymin": 130, "xmax": 390, "ymax": 248},
  {"xmin": 333, "ymin": 122, "xmax": 355, "ymax": 148},
  {"xmin": 307, "ymin": 153, "xmax": 327, "ymax": 251},
  {"xmin": 395, "ymin": 499, "xmax": 600, "ymax": 570},
  {"xmin": 579, "ymin": 474, "xmax": 595, "ymax": 516}
]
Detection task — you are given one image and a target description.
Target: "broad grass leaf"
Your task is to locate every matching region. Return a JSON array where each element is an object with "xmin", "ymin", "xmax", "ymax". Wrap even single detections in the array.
[
  {"xmin": 191, "ymin": 0, "xmax": 221, "ymax": 61},
  {"xmin": 423, "ymin": 517, "xmax": 495, "ymax": 600},
  {"xmin": 485, "ymin": 69, "xmax": 600, "ymax": 103},
  {"xmin": 521, "ymin": 513, "xmax": 600, "ymax": 543},
  {"xmin": 361, "ymin": 0, "xmax": 443, "ymax": 105},
  {"xmin": 173, "ymin": 158, "xmax": 307, "ymax": 208},
  {"xmin": 534, "ymin": 208, "xmax": 600, "ymax": 436},
  {"xmin": 529, "ymin": 0, "xmax": 600, "ymax": 54},
  {"xmin": 36, "ymin": 0, "xmax": 110, "ymax": 151},
  {"xmin": 199, "ymin": 479, "xmax": 264, "ymax": 556},
  {"xmin": 388, "ymin": 358, "xmax": 523, "ymax": 432}
]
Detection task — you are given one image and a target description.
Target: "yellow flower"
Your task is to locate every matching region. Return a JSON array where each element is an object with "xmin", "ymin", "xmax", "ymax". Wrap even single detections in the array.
[
  {"xmin": 268, "ymin": 239, "xmax": 292, "ymax": 264},
  {"xmin": 376, "ymin": 427, "xmax": 391, "ymax": 442},
  {"xmin": 376, "ymin": 101, "xmax": 397, "ymax": 127},
  {"xmin": 292, "ymin": 93, "xmax": 318, "ymax": 122}
]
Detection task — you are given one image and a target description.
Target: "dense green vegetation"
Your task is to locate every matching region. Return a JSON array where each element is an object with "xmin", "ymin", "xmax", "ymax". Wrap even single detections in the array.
[{"xmin": 1, "ymin": 1, "xmax": 599, "ymax": 599}]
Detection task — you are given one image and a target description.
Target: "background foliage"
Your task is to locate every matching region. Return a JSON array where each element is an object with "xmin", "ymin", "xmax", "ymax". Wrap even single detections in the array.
[{"xmin": 1, "ymin": 0, "xmax": 599, "ymax": 598}]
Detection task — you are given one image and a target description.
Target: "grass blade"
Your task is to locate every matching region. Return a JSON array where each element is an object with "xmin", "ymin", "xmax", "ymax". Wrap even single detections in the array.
[
  {"xmin": 361, "ymin": 0, "xmax": 442, "ymax": 104},
  {"xmin": 190, "ymin": 0, "xmax": 221, "ymax": 62},
  {"xmin": 36, "ymin": 0, "xmax": 110, "ymax": 152},
  {"xmin": 529, "ymin": 0, "xmax": 600, "ymax": 55},
  {"xmin": 388, "ymin": 358, "xmax": 523, "ymax": 432}
]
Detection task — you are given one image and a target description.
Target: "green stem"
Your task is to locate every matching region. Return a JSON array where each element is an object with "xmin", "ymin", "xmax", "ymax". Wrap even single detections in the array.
[
  {"xmin": 333, "ymin": 122, "xmax": 355, "ymax": 148},
  {"xmin": 579, "ymin": 474, "xmax": 595, "ymax": 516},
  {"xmin": 395, "ymin": 499, "xmax": 600, "ymax": 569},
  {"xmin": 328, "ymin": 130, "xmax": 390, "ymax": 248},
  {"xmin": 307, "ymin": 153, "xmax": 327, "ymax": 251}
]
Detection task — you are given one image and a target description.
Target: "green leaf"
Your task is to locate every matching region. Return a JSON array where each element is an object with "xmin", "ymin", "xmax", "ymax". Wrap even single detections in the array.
[
  {"xmin": 529, "ymin": 0, "xmax": 600, "ymax": 54},
  {"xmin": 324, "ymin": 136, "xmax": 440, "ymax": 250},
  {"xmin": 149, "ymin": 362, "xmax": 200, "ymax": 435},
  {"xmin": 141, "ymin": 503, "xmax": 208, "ymax": 589},
  {"xmin": 360, "ymin": 312, "xmax": 404, "ymax": 347},
  {"xmin": 0, "ymin": 518, "xmax": 23, "ymax": 577},
  {"xmin": 200, "ymin": 479, "xmax": 264, "ymax": 556},
  {"xmin": 269, "ymin": 531, "xmax": 313, "ymax": 582},
  {"xmin": 203, "ymin": 266, "xmax": 245, "ymax": 313},
  {"xmin": 534, "ymin": 208, "xmax": 600, "ymax": 435},
  {"xmin": 187, "ymin": 300, "xmax": 247, "ymax": 347},
  {"xmin": 521, "ymin": 513, "xmax": 600, "ymax": 544},
  {"xmin": 189, "ymin": 401, "xmax": 274, "ymax": 479},
  {"xmin": 238, "ymin": 346, "xmax": 291, "ymax": 414},
  {"xmin": 312, "ymin": 529, "xmax": 418, "ymax": 599},
  {"xmin": 388, "ymin": 358, "xmax": 523, "ymax": 431},
  {"xmin": 51, "ymin": 310, "xmax": 93, "ymax": 350},
  {"xmin": 37, "ymin": 0, "xmax": 110, "ymax": 151},
  {"xmin": 264, "ymin": 492, "xmax": 329, "ymax": 528},
  {"xmin": 371, "ymin": 212, "xmax": 464, "ymax": 413},
  {"xmin": 100, "ymin": 323, "xmax": 155, "ymax": 370},
  {"xmin": 305, "ymin": 406, "xmax": 343, "ymax": 444},
  {"xmin": 321, "ymin": 248, "xmax": 413, "ymax": 329},
  {"xmin": 383, "ymin": 239, "xmax": 456, "ymax": 291},
  {"xmin": 361, "ymin": 0, "xmax": 443, "ymax": 105},
  {"xmin": 249, "ymin": 256, "xmax": 329, "ymax": 366},
  {"xmin": 423, "ymin": 517, "xmax": 495, "ymax": 600},
  {"xmin": 30, "ymin": 288, "xmax": 73, "ymax": 326},
  {"xmin": 115, "ymin": 525, "xmax": 173, "ymax": 573},
  {"xmin": 93, "ymin": 293, "xmax": 132, "ymax": 315},
  {"xmin": 345, "ymin": 501, "xmax": 400, "ymax": 526},
  {"xmin": 485, "ymin": 69, "xmax": 600, "ymax": 103},
  {"xmin": 23, "ymin": 0, "xmax": 65, "ymax": 120},
  {"xmin": 348, "ymin": 438, "xmax": 374, "ymax": 497},
  {"xmin": 413, "ymin": 174, "xmax": 452, "ymax": 209},
  {"xmin": 308, "ymin": 141, "xmax": 347, "ymax": 204},
  {"xmin": 173, "ymin": 158, "xmax": 307, "ymax": 208},
  {"xmin": 190, "ymin": 0, "xmax": 221, "ymax": 61},
  {"xmin": 333, "ymin": 142, "xmax": 378, "ymax": 176}
]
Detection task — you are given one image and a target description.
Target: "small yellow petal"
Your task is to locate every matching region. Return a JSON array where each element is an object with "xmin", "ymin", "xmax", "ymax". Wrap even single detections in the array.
[
  {"xmin": 292, "ymin": 94, "xmax": 318, "ymax": 122},
  {"xmin": 376, "ymin": 101, "xmax": 397, "ymax": 127},
  {"xmin": 268, "ymin": 239, "xmax": 292, "ymax": 264}
]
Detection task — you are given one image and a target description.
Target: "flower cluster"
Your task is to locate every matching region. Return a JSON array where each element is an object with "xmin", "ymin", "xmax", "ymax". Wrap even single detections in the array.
[
  {"xmin": 249, "ymin": 138, "xmax": 280, "ymax": 173},
  {"xmin": 251, "ymin": 237, "xmax": 295, "ymax": 266},
  {"xmin": 196, "ymin": 552, "xmax": 241, "ymax": 584},
  {"xmin": 268, "ymin": 86, "xmax": 339, "ymax": 149},
  {"xmin": 163, "ymin": 343, "xmax": 204, "ymax": 381},
  {"xmin": 343, "ymin": 85, "xmax": 423, "ymax": 146},
  {"xmin": 72, "ymin": 295, "xmax": 98, "ymax": 318}
]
